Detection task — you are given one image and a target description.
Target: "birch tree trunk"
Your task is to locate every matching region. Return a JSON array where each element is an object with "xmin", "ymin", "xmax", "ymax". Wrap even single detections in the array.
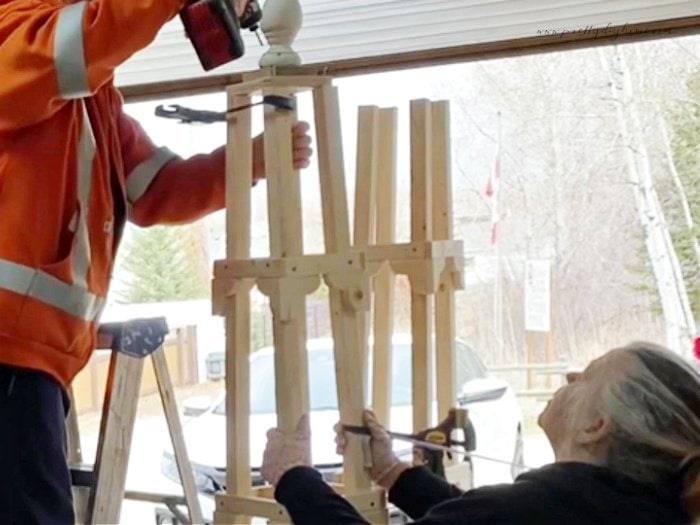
[
  {"xmin": 658, "ymin": 113, "xmax": 700, "ymax": 271},
  {"xmin": 602, "ymin": 46, "xmax": 697, "ymax": 355}
]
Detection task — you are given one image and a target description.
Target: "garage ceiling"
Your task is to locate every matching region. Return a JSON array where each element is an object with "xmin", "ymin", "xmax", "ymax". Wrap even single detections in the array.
[{"xmin": 116, "ymin": 0, "xmax": 700, "ymax": 98}]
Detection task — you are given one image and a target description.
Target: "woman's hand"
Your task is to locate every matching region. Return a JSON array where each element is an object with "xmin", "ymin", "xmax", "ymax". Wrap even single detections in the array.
[
  {"xmin": 261, "ymin": 414, "xmax": 312, "ymax": 486},
  {"xmin": 335, "ymin": 409, "xmax": 410, "ymax": 489},
  {"xmin": 252, "ymin": 121, "xmax": 313, "ymax": 183}
]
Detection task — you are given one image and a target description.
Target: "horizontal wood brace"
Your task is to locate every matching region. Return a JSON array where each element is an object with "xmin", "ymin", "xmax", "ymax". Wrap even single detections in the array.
[
  {"xmin": 123, "ymin": 490, "xmax": 186, "ymax": 505},
  {"xmin": 226, "ymin": 69, "xmax": 331, "ymax": 96},
  {"xmin": 216, "ymin": 495, "xmax": 290, "ymax": 521},
  {"xmin": 328, "ymin": 486, "xmax": 387, "ymax": 512},
  {"xmin": 213, "ymin": 252, "xmax": 367, "ymax": 279},
  {"xmin": 364, "ymin": 240, "xmax": 464, "ymax": 262},
  {"xmin": 213, "ymin": 241, "xmax": 463, "ymax": 282},
  {"xmin": 216, "ymin": 487, "xmax": 386, "ymax": 520}
]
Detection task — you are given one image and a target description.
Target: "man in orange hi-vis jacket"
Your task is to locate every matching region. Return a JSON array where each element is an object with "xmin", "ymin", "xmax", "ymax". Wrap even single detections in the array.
[{"xmin": 0, "ymin": 0, "xmax": 312, "ymax": 522}]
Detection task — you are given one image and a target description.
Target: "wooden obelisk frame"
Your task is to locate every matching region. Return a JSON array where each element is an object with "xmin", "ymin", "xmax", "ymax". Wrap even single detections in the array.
[
  {"xmin": 353, "ymin": 100, "xmax": 464, "ymax": 433},
  {"xmin": 212, "ymin": 69, "xmax": 387, "ymax": 525},
  {"xmin": 212, "ymin": 68, "xmax": 465, "ymax": 523}
]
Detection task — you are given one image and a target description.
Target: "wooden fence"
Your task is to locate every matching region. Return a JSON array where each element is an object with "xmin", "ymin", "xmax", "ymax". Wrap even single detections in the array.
[{"xmin": 490, "ymin": 362, "xmax": 572, "ymax": 400}]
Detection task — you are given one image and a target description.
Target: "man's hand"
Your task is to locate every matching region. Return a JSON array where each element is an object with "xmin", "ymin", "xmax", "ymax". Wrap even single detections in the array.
[
  {"xmin": 232, "ymin": 0, "xmax": 248, "ymax": 17},
  {"xmin": 261, "ymin": 414, "xmax": 312, "ymax": 486},
  {"xmin": 334, "ymin": 409, "xmax": 409, "ymax": 489},
  {"xmin": 252, "ymin": 121, "xmax": 313, "ymax": 183}
]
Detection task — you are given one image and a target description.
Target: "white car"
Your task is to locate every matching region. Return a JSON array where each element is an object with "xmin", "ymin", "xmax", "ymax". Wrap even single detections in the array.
[{"xmin": 158, "ymin": 335, "xmax": 524, "ymax": 523}]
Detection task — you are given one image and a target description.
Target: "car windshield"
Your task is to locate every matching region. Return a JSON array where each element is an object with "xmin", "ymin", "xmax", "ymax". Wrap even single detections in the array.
[{"xmin": 214, "ymin": 340, "xmax": 486, "ymax": 415}]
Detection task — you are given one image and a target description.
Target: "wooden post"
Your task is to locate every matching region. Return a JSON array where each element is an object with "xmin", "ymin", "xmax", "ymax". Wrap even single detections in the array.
[
  {"xmin": 264, "ymin": 86, "xmax": 304, "ymax": 259},
  {"xmin": 353, "ymin": 106, "xmax": 380, "ymax": 249},
  {"xmin": 262, "ymin": 85, "xmax": 311, "ymax": 434},
  {"xmin": 525, "ymin": 331, "xmax": 536, "ymax": 389},
  {"xmin": 353, "ymin": 105, "xmax": 380, "ymax": 402},
  {"xmin": 431, "ymin": 101, "xmax": 457, "ymax": 418},
  {"xmin": 371, "ymin": 108, "xmax": 398, "ymax": 426},
  {"xmin": 257, "ymin": 276, "xmax": 315, "ymax": 433},
  {"xmin": 313, "ymin": 82, "xmax": 352, "ymax": 252},
  {"xmin": 545, "ymin": 330, "xmax": 556, "ymax": 388},
  {"xmin": 219, "ymin": 89, "xmax": 254, "ymax": 525},
  {"xmin": 410, "ymin": 99, "xmax": 434, "ymax": 432},
  {"xmin": 314, "ymin": 82, "xmax": 374, "ymax": 496}
]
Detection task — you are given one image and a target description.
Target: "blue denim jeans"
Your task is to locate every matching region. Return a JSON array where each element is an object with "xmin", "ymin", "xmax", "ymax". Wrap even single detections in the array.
[{"xmin": 0, "ymin": 365, "xmax": 74, "ymax": 525}]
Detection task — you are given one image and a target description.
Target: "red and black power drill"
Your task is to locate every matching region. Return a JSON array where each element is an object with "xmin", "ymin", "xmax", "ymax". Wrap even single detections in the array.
[{"xmin": 180, "ymin": 0, "xmax": 262, "ymax": 71}]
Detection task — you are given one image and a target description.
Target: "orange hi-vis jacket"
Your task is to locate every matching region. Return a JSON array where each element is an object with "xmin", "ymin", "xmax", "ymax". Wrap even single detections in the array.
[{"xmin": 0, "ymin": 0, "xmax": 229, "ymax": 387}]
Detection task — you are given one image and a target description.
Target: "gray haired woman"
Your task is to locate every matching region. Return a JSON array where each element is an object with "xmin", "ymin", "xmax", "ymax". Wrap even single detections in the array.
[{"xmin": 261, "ymin": 342, "xmax": 700, "ymax": 524}]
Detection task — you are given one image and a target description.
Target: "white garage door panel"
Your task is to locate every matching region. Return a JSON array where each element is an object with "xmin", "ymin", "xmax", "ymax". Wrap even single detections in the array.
[{"xmin": 115, "ymin": 0, "xmax": 700, "ymax": 88}]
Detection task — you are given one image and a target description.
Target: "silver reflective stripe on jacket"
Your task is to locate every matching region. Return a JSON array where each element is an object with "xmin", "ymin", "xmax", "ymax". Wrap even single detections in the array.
[
  {"xmin": 126, "ymin": 147, "xmax": 179, "ymax": 204},
  {"xmin": 54, "ymin": 1, "xmax": 90, "ymax": 100},
  {"xmin": 72, "ymin": 103, "xmax": 96, "ymax": 289},
  {"xmin": 0, "ymin": 260, "xmax": 104, "ymax": 321},
  {"xmin": 0, "ymin": 102, "xmax": 103, "ymax": 322}
]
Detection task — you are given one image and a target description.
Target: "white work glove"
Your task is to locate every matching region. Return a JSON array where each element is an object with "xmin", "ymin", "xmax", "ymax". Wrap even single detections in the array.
[
  {"xmin": 261, "ymin": 414, "xmax": 312, "ymax": 486},
  {"xmin": 334, "ymin": 409, "xmax": 406, "ymax": 489}
]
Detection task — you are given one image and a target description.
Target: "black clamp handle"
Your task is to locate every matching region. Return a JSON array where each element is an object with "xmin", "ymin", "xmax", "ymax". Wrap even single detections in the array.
[{"xmin": 155, "ymin": 95, "xmax": 295, "ymax": 124}]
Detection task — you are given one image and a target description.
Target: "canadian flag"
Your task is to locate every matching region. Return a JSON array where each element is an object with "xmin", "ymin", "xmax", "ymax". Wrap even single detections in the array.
[{"xmin": 486, "ymin": 149, "xmax": 501, "ymax": 245}]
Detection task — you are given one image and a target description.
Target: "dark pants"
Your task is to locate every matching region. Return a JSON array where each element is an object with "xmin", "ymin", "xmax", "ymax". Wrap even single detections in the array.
[{"xmin": 0, "ymin": 365, "xmax": 74, "ymax": 525}]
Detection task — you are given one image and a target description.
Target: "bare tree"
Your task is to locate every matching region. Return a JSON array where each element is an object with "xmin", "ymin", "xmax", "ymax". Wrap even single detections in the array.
[
  {"xmin": 658, "ymin": 114, "xmax": 700, "ymax": 271},
  {"xmin": 427, "ymin": 48, "xmax": 665, "ymax": 365},
  {"xmin": 601, "ymin": 45, "xmax": 696, "ymax": 355}
]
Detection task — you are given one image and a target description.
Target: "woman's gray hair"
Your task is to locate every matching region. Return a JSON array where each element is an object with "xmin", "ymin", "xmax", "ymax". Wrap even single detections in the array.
[{"xmin": 602, "ymin": 342, "xmax": 700, "ymax": 516}]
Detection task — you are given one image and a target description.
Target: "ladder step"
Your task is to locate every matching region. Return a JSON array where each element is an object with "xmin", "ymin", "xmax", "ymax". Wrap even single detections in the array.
[
  {"xmin": 124, "ymin": 490, "xmax": 188, "ymax": 506},
  {"xmin": 70, "ymin": 465, "xmax": 96, "ymax": 488}
]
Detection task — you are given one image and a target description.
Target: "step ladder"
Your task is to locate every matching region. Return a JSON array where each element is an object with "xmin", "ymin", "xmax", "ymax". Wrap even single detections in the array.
[{"xmin": 67, "ymin": 317, "xmax": 204, "ymax": 524}]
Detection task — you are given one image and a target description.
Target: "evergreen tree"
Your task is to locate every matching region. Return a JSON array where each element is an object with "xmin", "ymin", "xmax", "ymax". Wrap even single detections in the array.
[
  {"xmin": 117, "ymin": 225, "xmax": 210, "ymax": 304},
  {"xmin": 668, "ymin": 71, "xmax": 700, "ymax": 319}
]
